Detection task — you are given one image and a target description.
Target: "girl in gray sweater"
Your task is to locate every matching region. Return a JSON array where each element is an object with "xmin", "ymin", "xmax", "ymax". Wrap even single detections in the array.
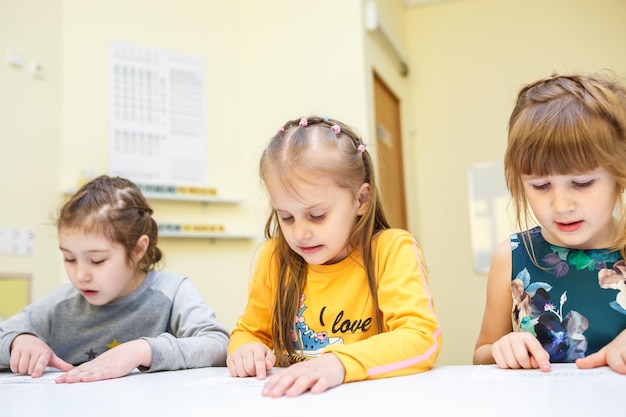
[{"xmin": 0, "ymin": 175, "xmax": 229, "ymax": 382}]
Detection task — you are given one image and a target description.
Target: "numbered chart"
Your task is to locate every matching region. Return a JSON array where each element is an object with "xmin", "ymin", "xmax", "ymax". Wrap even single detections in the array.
[{"xmin": 109, "ymin": 40, "xmax": 207, "ymax": 186}]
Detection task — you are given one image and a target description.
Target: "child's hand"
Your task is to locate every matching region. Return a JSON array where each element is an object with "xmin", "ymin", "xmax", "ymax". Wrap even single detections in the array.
[
  {"xmin": 261, "ymin": 353, "xmax": 345, "ymax": 397},
  {"xmin": 226, "ymin": 342, "xmax": 275, "ymax": 379},
  {"xmin": 10, "ymin": 334, "xmax": 72, "ymax": 378},
  {"xmin": 491, "ymin": 332, "xmax": 551, "ymax": 372},
  {"xmin": 576, "ymin": 329, "xmax": 626, "ymax": 374},
  {"xmin": 55, "ymin": 339, "xmax": 151, "ymax": 383}
]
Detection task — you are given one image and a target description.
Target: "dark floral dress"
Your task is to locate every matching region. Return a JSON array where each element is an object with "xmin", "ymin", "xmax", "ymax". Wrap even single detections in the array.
[{"xmin": 510, "ymin": 226, "xmax": 626, "ymax": 361}]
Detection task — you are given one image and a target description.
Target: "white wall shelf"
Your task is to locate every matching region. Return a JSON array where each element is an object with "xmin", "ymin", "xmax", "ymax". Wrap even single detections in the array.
[
  {"xmin": 142, "ymin": 192, "xmax": 242, "ymax": 204},
  {"xmin": 159, "ymin": 231, "xmax": 255, "ymax": 240}
]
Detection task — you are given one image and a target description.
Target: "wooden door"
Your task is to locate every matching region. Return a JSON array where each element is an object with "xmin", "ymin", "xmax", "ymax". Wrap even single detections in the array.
[{"xmin": 373, "ymin": 72, "xmax": 407, "ymax": 229}]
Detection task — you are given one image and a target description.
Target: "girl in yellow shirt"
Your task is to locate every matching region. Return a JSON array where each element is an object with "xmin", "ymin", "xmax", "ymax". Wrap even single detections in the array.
[{"xmin": 227, "ymin": 116, "xmax": 441, "ymax": 397}]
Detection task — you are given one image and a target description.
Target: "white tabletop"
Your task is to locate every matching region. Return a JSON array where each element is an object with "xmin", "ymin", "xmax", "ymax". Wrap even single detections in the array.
[{"xmin": 1, "ymin": 363, "xmax": 621, "ymax": 416}]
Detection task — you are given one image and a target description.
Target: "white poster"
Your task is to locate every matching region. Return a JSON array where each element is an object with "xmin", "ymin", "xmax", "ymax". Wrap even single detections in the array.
[
  {"xmin": 0, "ymin": 226, "xmax": 35, "ymax": 256},
  {"xmin": 109, "ymin": 40, "xmax": 207, "ymax": 186},
  {"xmin": 467, "ymin": 161, "xmax": 516, "ymax": 273}
]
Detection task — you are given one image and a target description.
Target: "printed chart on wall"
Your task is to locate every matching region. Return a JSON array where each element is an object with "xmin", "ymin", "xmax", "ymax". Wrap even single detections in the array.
[
  {"xmin": 109, "ymin": 40, "xmax": 207, "ymax": 186},
  {"xmin": 467, "ymin": 161, "xmax": 515, "ymax": 274}
]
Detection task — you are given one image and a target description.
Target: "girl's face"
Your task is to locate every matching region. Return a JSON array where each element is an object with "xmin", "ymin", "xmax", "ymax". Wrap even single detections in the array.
[
  {"xmin": 58, "ymin": 229, "xmax": 147, "ymax": 305},
  {"xmin": 522, "ymin": 167, "xmax": 619, "ymax": 249},
  {"xmin": 267, "ymin": 173, "xmax": 369, "ymax": 265}
]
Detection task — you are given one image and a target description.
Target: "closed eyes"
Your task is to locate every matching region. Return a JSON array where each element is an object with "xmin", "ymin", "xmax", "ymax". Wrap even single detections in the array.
[
  {"xmin": 529, "ymin": 180, "xmax": 595, "ymax": 190},
  {"xmin": 277, "ymin": 214, "xmax": 326, "ymax": 223},
  {"xmin": 62, "ymin": 258, "xmax": 106, "ymax": 265}
]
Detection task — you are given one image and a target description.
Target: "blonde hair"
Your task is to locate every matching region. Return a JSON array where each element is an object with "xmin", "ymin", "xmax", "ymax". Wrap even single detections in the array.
[
  {"xmin": 505, "ymin": 71, "xmax": 626, "ymax": 258},
  {"xmin": 259, "ymin": 116, "xmax": 390, "ymax": 366}
]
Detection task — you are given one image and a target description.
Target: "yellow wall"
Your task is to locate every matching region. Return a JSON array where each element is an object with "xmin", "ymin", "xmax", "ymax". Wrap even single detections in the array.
[
  {"xmin": 0, "ymin": 0, "xmax": 63, "ymax": 299},
  {"xmin": 1, "ymin": 0, "xmax": 625, "ymax": 367}
]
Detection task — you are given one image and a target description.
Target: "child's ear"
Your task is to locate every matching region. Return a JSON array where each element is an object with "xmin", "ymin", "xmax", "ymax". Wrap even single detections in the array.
[
  {"xmin": 356, "ymin": 183, "xmax": 371, "ymax": 215},
  {"xmin": 133, "ymin": 234, "xmax": 149, "ymax": 262}
]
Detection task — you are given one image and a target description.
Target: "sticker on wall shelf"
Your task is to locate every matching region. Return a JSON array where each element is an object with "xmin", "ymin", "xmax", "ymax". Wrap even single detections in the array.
[
  {"xmin": 140, "ymin": 183, "xmax": 217, "ymax": 197},
  {"xmin": 159, "ymin": 223, "xmax": 225, "ymax": 234},
  {"xmin": 158, "ymin": 223, "xmax": 253, "ymax": 240},
  {"xmin": 64, "ymin": 182, "xmax": 242, "ymax": 204}
]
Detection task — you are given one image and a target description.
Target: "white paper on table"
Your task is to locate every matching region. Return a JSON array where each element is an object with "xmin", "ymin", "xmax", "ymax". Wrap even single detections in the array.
[
  {"xmin": 182, "ymin": 371, "xmax": 273, "ymax": 388},
  {"xmin": 470, "ymin": 363, "xmax": 619, "ymax": 380},
  {"xmin": 0, "ymin": 371, "xmax": 63, "ymax": 384}
]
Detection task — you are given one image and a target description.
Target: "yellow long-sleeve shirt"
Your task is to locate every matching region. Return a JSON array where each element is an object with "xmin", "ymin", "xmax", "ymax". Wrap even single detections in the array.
[{"xmin": 228, "ymin": 228, "xmax": 442, "ymax": 383}]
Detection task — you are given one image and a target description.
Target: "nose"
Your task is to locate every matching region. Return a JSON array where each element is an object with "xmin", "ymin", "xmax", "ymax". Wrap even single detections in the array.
[
  {"xmin": 74, "ymin": 262, "xmax": 92, "ymax": 283},
  {"xmin": 293, "ymin": 221, "xmax": 312, "ymax": 242},
  {"xmin": 550, "ymin": 187, "xmax": 575, "ymax": 213}
]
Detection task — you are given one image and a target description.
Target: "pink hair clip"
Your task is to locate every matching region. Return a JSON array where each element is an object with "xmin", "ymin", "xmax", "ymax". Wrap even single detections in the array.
[
  {"xmin": 277, "ymin": 127, "xmax": 285, "ymax": 133},
  {"xmin": 357, "ymin": 144, "xmax": 366, "ymax": 153},
  {"xmin": 299, "ymin": 118, "xmax": 308, "ymax": 127},
  {"xmin": 331, "ymin": 125, "xmax": 341, "ymax": 135}
]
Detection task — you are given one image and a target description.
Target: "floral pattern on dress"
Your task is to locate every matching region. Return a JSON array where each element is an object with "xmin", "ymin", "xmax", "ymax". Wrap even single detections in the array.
[
  {"xmin": 512, "ymin": 270, "xmax": 588, "ymax": 361},
  {"xmin": 598, "ymin": 260, "xmax": 626, "ymax": 315},
  {"xmin": 511, "ymin": 234, "xmax": 621, "ymax": 361},
  {"xmin": 541, "ymin": 245, "xmax": 614, "ymax": 278}
]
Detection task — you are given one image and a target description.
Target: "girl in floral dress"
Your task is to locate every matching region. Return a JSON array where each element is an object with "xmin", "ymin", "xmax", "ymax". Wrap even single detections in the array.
[{"xmin": 473, "ymin": 72, "xmax": 626, "ymax": 374}]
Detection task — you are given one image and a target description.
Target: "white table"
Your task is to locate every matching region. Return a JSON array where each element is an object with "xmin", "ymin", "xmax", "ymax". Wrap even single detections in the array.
[{"xmin": 1, "ymin": 364, "xmax": 621, "ymax": 416}]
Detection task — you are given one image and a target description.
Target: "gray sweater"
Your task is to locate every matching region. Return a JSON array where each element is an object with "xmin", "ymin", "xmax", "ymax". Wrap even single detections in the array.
[{"xmin": 0, "ymin": 270, "xmax": 229, "ymax": 371}]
